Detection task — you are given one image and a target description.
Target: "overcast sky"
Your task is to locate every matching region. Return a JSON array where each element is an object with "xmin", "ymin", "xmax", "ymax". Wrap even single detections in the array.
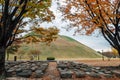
[{"xmin": 40, "ymin": 0, "xmax": 111, "ymax": 52}]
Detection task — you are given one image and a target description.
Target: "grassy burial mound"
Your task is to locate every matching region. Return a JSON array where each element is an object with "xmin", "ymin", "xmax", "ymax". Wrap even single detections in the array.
[
  {"xmin": 8, "ymin": 35, "xmax": 101, "ymax": 60},
  {"xmin": 38, "ymin": 35, "xmax": 101, "ymax": 59}
]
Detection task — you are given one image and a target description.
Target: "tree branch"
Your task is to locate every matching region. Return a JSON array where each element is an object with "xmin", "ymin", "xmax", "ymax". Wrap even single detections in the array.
[{"xmin": 101, "ymin": 27, "xmax": 116, "ymax": 49}]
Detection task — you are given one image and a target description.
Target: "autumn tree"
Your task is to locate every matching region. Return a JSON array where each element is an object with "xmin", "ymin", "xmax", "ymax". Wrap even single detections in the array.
[
  {"xmin": 111, "ymin": 47, "xmax": 119, "ymax": 57},
  {"xmin": 0, "ymin": 0, "xmax": 55, "ymax": 77},
  {"xmin": 28, "ymin": 49, "xmax": 41, "ymax": 60},
  {"xmin": 59, "ymin": 0, "xmax": 120, "ymax": 55}
]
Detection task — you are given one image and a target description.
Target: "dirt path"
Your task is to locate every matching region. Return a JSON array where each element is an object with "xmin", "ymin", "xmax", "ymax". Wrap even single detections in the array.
[{"xmin": 42, "ymin": 62, "xmax": 60, "ymax": 80}]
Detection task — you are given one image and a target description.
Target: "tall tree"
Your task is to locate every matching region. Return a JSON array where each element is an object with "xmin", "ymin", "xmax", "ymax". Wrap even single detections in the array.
[
  {"xmin": 59, "ymin": 0, "xmax": 120, "ymax": 54},
  {"xmin": 0, "ymin": 0, "xmax": 55, "ymax": 77}
]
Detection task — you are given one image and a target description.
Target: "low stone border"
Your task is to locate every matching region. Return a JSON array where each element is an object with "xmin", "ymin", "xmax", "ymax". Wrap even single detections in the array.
[
  {"xmin": 5, "ymin": 61, "xmax": 48, "ymax": 78},
  {"xmin": 57, "ymin": 61, "xmax": 120, "ymax": 78}
]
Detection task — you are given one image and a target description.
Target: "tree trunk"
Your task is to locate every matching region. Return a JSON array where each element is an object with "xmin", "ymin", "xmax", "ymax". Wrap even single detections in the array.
[
  {"xmin": 118, "ymin": 49, "xmax": 120, "ymax": 58},
  {"xmin": 19, "ymin": 55, "xmax": 22, "ymax": 60},
  {"xmin": 6, "ymin": 51, "xmax": 9, "ymax": 61},
  {"xmin": 38, "ymin": 55, "xmax": 40, "ymax": 60},
  {"xmin": 0, "ymin": 46, "xmax": 6, "ymax": 78}
]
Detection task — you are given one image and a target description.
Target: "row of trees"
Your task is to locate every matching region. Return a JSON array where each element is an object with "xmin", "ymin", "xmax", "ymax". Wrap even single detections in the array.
[
  {"xmin": 98, "ymin": 48, "xmax": 119, "ymax": 61},
  {"xmin": 7, "ymin": 44, "xmax": 41, "ymax": 61}
]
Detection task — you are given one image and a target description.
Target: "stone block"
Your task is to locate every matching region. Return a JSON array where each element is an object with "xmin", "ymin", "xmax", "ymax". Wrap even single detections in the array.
[
  {"xmin": 60, "ymin": 70, "xmax": 73, "ymax": 78},
  {"xmin": 75, "ymin": 71, "xmax": 86, "ymax": 78}
]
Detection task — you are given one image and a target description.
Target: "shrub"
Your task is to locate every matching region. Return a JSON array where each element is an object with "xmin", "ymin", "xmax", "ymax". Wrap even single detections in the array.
[{"xmin": 47, "ymin": 57, "xmax": 55, "ymax": 60}]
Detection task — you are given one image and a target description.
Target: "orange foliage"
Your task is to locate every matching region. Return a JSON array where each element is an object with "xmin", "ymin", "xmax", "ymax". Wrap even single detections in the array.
[
  {"xmin": 111, "ymin": 47, "xmax": 119, "ymax": 56},
  {"xmin": 23, "ymin": 27, "xmax": 59, "ymax": 45},
  {"xmin": 60, "ymin": 0, "xmax": 120, "ymax": 35}
]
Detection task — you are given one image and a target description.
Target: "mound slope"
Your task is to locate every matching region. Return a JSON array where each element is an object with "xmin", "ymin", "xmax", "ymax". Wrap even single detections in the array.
[{"xmin": 39, "ymin": 35, "xmax": 101, "ymax": 59}]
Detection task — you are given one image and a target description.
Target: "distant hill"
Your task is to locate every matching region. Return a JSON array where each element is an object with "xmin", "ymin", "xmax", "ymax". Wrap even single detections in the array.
[{"xmin": 36, "ymin": 35, "xmax": 101, "ymax": 59}]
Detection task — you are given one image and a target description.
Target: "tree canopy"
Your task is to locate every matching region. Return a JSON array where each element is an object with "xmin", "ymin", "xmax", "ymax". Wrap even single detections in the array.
[
  {"xmin": 0, "ymin": 0, "xmax": 55, "ymax": 48},
  {"xmin": 23, "ymin": 27, "xmax": 59, "ymax": 45},
  {"xmin": 59, "ymin": 0, "xmax": 120, "ymax": 54}
]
